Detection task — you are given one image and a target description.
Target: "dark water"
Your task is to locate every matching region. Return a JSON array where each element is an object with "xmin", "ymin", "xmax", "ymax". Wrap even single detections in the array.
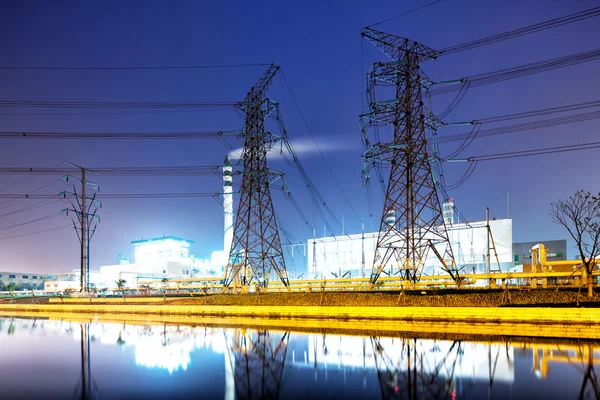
[{"xmin": 0, "ymin": 316, "xmax": 598, "ymax": 400}]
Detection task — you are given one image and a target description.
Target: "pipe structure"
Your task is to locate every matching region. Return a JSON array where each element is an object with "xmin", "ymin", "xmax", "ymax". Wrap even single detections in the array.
[
  {"xmin": 533, "ymin": 243, "xmax": 587, "ymax": 267},
  {"xmin": 223, "ymin": 156, "xmax": 234, "ymax": 258}
]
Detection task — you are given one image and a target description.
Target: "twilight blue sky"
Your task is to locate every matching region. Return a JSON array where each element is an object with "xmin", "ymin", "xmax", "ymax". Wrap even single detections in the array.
[{"xmin": 0, "ymin": 0, "xmax": 598, "ymax": 273}]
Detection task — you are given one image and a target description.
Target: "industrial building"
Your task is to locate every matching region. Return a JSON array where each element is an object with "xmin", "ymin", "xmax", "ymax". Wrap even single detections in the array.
[
  {"xmin": 0, "ymin": 271, "xmax": 57, "ymax": 290},
  {"xmin": 39, "ymin": 156, "xmax": 571, "ymax": 291},
  {"xmin": 44, "ymin": 235, "xmax": 217, "ymax": 292},
  {"xmin": 307, "ymin": 200, "xmax": 514, "ymax": 279}
]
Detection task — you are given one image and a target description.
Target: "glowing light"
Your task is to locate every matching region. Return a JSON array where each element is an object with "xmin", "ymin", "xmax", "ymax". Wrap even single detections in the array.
[{"xmin": 134, "ymin": 337, "xmax": 195, "ymax": 374}]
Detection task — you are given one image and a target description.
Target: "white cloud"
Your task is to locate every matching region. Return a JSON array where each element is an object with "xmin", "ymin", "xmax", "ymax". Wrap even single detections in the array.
[{"xmin": 228, "ymin": 137, "xmax": 356, "ymax": 161}]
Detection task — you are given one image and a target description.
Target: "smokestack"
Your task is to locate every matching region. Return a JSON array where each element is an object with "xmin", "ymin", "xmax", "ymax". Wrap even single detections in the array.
[
  {"xmin": 384, "ymin": 208, "xmax": 396, "ymax": 230},
  {"xmin": 223, "ymin": 156, "xmax": 234, "ymax": 254},
  {"xmin": 443, "ymin": 198, "xmax": 455, "ymax": 225}
]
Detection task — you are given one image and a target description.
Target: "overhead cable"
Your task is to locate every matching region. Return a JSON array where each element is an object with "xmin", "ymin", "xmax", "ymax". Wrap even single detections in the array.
[
  {"xmin": 367, "ymin": 0, "xmax": 444, "ymax": 28},
  {"xmin": 0, "ymin": 63, "xmax": 271, "ymax": 71},
  {"xmin": 281, "ymin": 71, "xmax": 362, "ymax": 226},
  {"xmin": 465, "ymin": 140, "xmax": 600, "ymax": 161},
  {"xmin": 440, "ymin": 6, "xmax": 600, "ymax": 54},
  {"xmin": 0, "ymin": 224, "xmax": 71, "ymax": 241},
  {"xmin": 0, "ymin": 192, "xmax": 221, "ymax": 199},
  {"xmin": 0, "ymin": 130, "xmax": 241, "ymax": 140},
  {"xmin": 0, "ymin": 100, "xmax": 236, "ymax": 109},
  {"xmin": 440, "ymin": 109, "xmax": 600, "ymax": 144},
  {"xmin": 431, "ymin": 48, "xmax": 600, "ymax": 96},
  {"xmin": 0, "ymin": 165, "xmax": 220, "ymax": 176}
]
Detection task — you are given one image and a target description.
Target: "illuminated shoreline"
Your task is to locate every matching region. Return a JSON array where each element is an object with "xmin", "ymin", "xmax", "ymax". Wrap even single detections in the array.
[{"xmin": 0, "ymin": 304, "xmax": 600, "ymax": 340}]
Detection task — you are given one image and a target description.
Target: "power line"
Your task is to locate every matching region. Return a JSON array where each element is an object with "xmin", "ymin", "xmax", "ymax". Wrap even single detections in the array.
[
  {"xmin": 465, "ymin": 140, "xmax": 600, "ymax": 162},
  {"xmin": 0, "ymin": 100, "xmax": 236, "ymax": 109},
  {"xmin": 0, "ymin": 165, "xmax": 220, "ymax": 176},
  {"xmin": 0, "ymin": 130, "xmax": 241, "ymax": 140},
  {"xmin": 280, "ymin": 71, "xmax": 363, "ymax": 225},
  {"xmin": 440, "ymin": 109, "xmax": 600, "ymax": 144},
  {"xmin": 0, "ymin": 109, "xmax": 224, "ymax": 117},
  {"xmin": 440, "ymin": 6, "xmax": 600, "ymax": 54},
  {"xmin": 476, "ymin": 99, "xmax": 600, "ymax": 124},
  {"xmin": 0, "ymin": 179, "xmax": 62, "ymax": 208},
  {"xmin": 0, "ymin": 162, "xmax": 65, "ymax": 193},
  {"xmin": 0, "ymin": 224, "xmax": 71, "ymax": 241},
  {"xmin": 431, "ymin": 48, "xmax": 600, "ymax": 96},
  {"xmin": 0, "ymin": 63, "xmax": 271, "ymax": 71},
  {"xmin": 0, "ymin": 212, "xmax": 62, "ymax": 232},
  {"xmin": 367, "ymin": 0, "xmax": 444, "ymax": 28},
  {"xmin": 0, "ymin": 198, "xmax": 60, "ymax": 218},
  {"xmin": 0, "ymin": 192, "xmax": 222, "ymax": 199}
]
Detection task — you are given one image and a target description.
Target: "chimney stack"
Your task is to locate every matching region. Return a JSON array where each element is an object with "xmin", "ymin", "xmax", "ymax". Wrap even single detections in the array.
[{"xmin": 223, "ymin": 156, "xmax": 234, "ymax": 254}]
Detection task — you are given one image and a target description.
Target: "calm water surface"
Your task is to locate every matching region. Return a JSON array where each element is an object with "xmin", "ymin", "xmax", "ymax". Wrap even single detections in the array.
[{"xmin": 0, "ymin": 316, "xmax": 598, "ymax": 400}]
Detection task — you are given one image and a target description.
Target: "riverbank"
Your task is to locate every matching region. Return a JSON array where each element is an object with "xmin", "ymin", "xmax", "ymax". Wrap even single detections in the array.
[
  {"xmin": 2, "ymin": 309, "xmax": 600, "ymax": 341},
  {"xmin": 3, "ymin": 288, "xmax": 598, "ymax": 307}
]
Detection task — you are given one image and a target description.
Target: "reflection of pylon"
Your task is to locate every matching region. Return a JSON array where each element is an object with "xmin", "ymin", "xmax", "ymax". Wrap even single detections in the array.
[
  {"xmin": 226, "ymin": 329, "xmax": 290, "ymax": 400},
  {"xmin": 370, "ymin": 337, "xmax": 467, "ymax": 400},
  {"xmin": 360, "ymin": 28, "xmax": 457, "ymax": 286},
  {"xmin": 224, "ymin": 64, "xmax": 289, "ymax": 289},
  {"xmin": 75, "ymin": 323, "xmax": 99, "ymax": 400}
]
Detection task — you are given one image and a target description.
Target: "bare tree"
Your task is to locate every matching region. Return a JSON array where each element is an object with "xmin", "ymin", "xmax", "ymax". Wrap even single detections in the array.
[{"xmin": 551, "ymin": 190, "xmax": 600, "ymax": 297}]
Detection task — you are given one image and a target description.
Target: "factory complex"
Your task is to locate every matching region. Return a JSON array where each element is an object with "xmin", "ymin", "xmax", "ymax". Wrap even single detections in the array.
[{"xmin": 36, "ymin": 169, "xmax": 569, "ymax": 292}]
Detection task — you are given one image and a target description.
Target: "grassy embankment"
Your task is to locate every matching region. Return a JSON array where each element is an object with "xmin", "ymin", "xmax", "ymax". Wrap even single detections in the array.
[{"xmin": 2, "ymin": 288, "xmax": 599, "ymax": 307}]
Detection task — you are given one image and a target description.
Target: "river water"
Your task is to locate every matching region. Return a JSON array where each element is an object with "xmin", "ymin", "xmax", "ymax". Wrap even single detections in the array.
[{"xmin": 0, "ymin": 316, "xmax": 598, "ymax": 400}]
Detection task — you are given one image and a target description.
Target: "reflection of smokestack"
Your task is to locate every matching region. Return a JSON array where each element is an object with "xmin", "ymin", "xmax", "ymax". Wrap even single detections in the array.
[
  {"xmin": 443, "ymin": 198, "xmax": 455, "ymax": 225},
  {"xmin": 223, "ymin": 156, "xmax": 234, "ymax": 254}
]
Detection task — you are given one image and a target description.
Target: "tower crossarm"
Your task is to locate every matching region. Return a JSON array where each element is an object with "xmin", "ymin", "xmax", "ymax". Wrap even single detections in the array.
[
  {"xmin": 369, "ymin": 62, "xmax": 436, "ymax": 88},
  {"xmin": 362, "ymin": 27, "xmax": 440, "ymax": 62}
]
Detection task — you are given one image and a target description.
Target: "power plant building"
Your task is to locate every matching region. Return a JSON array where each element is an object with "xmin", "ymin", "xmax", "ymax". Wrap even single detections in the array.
[{"xmin": 307, "ymin": 217, "xmax": 513, "ymax": 278}]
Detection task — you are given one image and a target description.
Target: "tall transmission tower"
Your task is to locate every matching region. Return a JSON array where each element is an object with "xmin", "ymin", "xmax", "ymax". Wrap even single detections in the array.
[
  {"xmin": 224, "ymin": 64, "xmax": 290, "ymax": 289},
  {"xmin": 60, "ymin": 163, "xmax": 101, "ymax": 294},
  {"xmin": 360, "ymin": 28, "xmax": 458, "ymax": 286}
]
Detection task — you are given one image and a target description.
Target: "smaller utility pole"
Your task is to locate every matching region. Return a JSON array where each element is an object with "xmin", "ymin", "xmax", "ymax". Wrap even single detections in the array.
[
  {"xmin": 486, "ymin": 207, "xmax": 502, "ymax": 274},
  {"xmin": 361, "ymin": 222, "xmax": 366, "ymax": 278},
  {"xmin": 312, "ymin": 228, "xmax": 317, "ymax": 278},
  {"xmin": 486, "ymin": 208, "xmax": 491, "ymax": 274},
  {"xmin": 61, "ymin": 162, "xmax": 100, "ymax": 295}
]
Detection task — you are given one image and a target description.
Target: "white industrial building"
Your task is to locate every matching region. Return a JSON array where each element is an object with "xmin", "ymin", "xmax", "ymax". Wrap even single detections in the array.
[
  {"xmin": 307, "ymin": 200, "xmax": 513, "ymax": 279},
  {"xmin": 44, "ymin": 235, "xmax": 218, "ymax": 292}
]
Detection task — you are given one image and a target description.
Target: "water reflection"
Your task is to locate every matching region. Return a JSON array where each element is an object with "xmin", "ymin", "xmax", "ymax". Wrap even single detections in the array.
[{"xmin": 0, "ymin": 316, "xmax": 599, "ymax": 399}]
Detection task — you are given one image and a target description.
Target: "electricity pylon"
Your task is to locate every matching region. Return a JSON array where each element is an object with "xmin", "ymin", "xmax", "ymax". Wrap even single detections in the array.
[
  {"xmin": 360, "ymin": 28, "xmax": 458, "ymax": 286},
  {"xmin": 225, "ymin": 329, "xmax": 290, "ymax": 400},
  {"xmin": 60, "ymin": 163, "xmax": 101, "ymax": 294},
  {"xmin": 224, "ymin": 64, "xmax": 290, "ymax": 289},
  {"xmin": 371, "ymin": 337, "xmax": 467, "ymax": 400}
]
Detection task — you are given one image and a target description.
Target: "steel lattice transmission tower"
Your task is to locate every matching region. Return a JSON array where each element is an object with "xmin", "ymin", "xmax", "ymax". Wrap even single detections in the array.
[
  {"xmin": 360, "ymin": 28, "xmax": 458, "ymax": 285},
  {"xmin": 224, "ymin": 64, "xmax": 290, "ymax": 289}
]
